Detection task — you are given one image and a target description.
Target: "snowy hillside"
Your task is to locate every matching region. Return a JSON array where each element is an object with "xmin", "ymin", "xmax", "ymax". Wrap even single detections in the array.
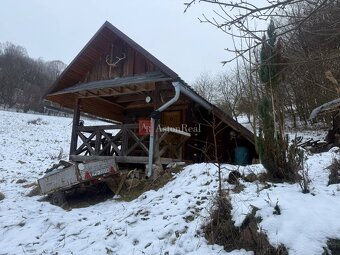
[{"xmin": 1, "ymin": 110, "xmax": 340, "ymax": 255}]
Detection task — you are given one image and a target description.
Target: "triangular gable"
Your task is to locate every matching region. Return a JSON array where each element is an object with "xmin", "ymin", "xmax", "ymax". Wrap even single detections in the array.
[{"xmin": 46, "ymin": 21, "xmax": 179, "ymax": 96}]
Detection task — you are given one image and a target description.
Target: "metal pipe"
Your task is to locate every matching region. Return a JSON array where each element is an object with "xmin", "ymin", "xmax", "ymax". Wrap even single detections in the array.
[
  {"xmin": 177, "ymin": 83, "xmax": 213, "ymax": 111},
  {"xmin": 147, "ymin": 82, "xmax": 181, "ymax": 177}
]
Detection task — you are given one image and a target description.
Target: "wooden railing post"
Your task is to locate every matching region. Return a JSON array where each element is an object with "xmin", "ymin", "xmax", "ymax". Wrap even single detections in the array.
[
  {"xmin": 69, "ymin": 98, "xmax": 81, "ymax": 158},
  {"xmin": 94, "ymin": 130, "xmax": 101, "ymax": 155},
  {"xmin": 121, "ymin": 126, "xmax": 128, "ymax": 156}
]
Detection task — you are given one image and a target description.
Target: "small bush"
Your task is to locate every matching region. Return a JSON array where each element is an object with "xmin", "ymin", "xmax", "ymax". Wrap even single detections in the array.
[
  {"xmin": 258, "ymin": 137, "xmax": 304, "ymax": 183},
  {"xmin": 26, "ymin": 185, "xmax": 41, "ymax": 197},
  {"xmin": 298, "ymin": 165, "xmax": 310, "ymax": 193},
  {"xmin": 27, "ymin": 118, "xmax": 46, "ymax": 125},
  {"xmin": 0, "ymin": 192, "xmax": 5, "ymax": 201},
  {"xmin": 323, "ymin": 239, "xmax": 340, "ymax": 255},
  {"xmin": 328, "ymin": 158, "xmax": 340, "ymax": 185},
  {"xmin": 273, "ymin": 201, "xmax": 281, "ymax": 215},
  {"xmin": 16, "ymin": 179, "xmax": 27, "ymax": 184},
  {"xmin": 49, "ymin": 148, "xmax": 64, "ymax": 160},
  {"xmin": 287, "ymin": 143, "xmax": 305, "ymax": 182},
  {"xmin": 119, "ymin": 167, "xmax": 181, "ymax": 202},
  {"xmin": 204, "ymin": 194, "xmax": 239, "ymax": 250},
  {"xmin": 265, "ymin": 194, "xmax": 281, "ymax": 215},
  {"xmin": 243, "ymin": 172, "xmax": 257, "ymax": 182},
  {"xmin": 228, "ymin": 170, "xmax": 241, "ymax": 184}
]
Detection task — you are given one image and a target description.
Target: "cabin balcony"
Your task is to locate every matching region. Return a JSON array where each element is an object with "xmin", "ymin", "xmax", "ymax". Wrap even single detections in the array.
[{"xmin": 69, "ymin": 123, "xmax": 190, "ymax": 165}]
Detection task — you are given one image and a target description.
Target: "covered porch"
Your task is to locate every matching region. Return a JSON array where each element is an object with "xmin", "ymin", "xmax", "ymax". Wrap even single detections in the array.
[
  {"xmin": 44, "ymin": 21, "xmax": 256, "ymax": 177},
  {"xmin": 69, "ymin": 123, "xmax": 190, "ymax": 165}
]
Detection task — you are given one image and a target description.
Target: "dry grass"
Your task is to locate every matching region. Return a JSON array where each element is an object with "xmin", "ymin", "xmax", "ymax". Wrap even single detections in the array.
[
  {"xmin": 117, "ymin": 165, "xmax": 184, "ymax": 202},
  {"xmin": 0, "ymin": 192, "xmax": 5, "ymax": 201},
  {"xmin": 328, "ymin": 158, "xmax": 340, "ymax": 185},
  {"xmin": 323, "ymin": 239, "xmax": 340, "ymax": 255},
  {"xmin": 22, "ymin": 182, "xmax": 37, "ymax": 188},
  {"xmin": 119, "ymin": 171, "xmax": 175, "ymax": 202},
  {"xmin": 203, "ymin": 193, "xmax": 288, "ymax": 254},
  {"xmin": 27, "ymin": 118, "xmax": 46, "ymax": 125},
  {"xmin": 26, "ymin": 185, "xmax": 41, "ymax": 197},
  {"xmin": 16, "ymin": 179, "xmax": 27, "ymax": 184}
]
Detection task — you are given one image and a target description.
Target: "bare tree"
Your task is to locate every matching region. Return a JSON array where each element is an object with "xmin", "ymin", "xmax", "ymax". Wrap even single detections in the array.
[
  {"xmin": 0, "ymin": 42, "xmax": 66, "ymax": 112},
  {"xmin": 192, "ymin": 72, "xmax": 217, "ymax": 103},
  {"xmin": 215, "ymin": 71, "xmax": 244, "ymax": 120},
  {"xmin": 184, "ymin": 0, "xmax": 333, "ymax": 63}
]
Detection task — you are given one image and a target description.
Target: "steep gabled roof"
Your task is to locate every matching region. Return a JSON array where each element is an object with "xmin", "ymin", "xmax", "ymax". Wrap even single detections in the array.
[
  {"xmin": 49, "ymin": 72, "xmax": 170, "ymax": 96},
  {"xmin": 310, "ymin": 98, "xmax": 340, "ymax": 120},
  {"xmin": 46, "ymin": 21, "xmax": 179, "ymax": 96}
]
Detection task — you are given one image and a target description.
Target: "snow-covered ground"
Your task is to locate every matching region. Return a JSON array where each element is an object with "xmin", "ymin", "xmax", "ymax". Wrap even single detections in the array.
[{"xmin": 1, "ymin": 110, "xmax": 340, "ymax": 255}]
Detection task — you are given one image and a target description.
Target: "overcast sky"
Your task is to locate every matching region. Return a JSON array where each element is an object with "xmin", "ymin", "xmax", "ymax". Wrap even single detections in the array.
[{"xmin": 0, "ymin": 0, "xmax": 241, "ymax": 83}]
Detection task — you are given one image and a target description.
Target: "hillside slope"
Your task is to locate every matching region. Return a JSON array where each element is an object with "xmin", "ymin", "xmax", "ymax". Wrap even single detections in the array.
[
  {"xmin": 0, "ymin": 110, "xmax": 340, "ymax": 255},
  {"xmin": 0, "ymin": 110, "xmax": 250, "ymax": 255}
]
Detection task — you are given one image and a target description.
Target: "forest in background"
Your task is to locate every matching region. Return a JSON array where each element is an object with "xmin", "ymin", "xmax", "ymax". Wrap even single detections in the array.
[
  {"xmin": 0, "ymin": 42, "xmax": 66, "ymax": 112},
  {"xmin": 1, "ymin": 0, "xmax": 340, "ymax": 125},
  {"xmin": 191, "ymin": 0, "xmax": 340, "ymax": 128}
]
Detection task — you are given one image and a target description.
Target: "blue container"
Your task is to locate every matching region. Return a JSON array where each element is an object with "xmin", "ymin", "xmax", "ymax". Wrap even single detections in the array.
[{"xmin": 234, "ymin": 146, "xmax": 250, "ymax": 166}]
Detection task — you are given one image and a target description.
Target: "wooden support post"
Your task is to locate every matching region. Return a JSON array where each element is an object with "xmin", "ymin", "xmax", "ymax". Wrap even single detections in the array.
[
  {"xmin": 121, "ymin": 127, "xmax": 128, "ymax": 156},
  {"xmin": 154, "ymin": 118, "xmax": 161, "ymax": 164},
  {"xmin": 69, "ymin": 98, "xmax": 81, "ymax": 158}
]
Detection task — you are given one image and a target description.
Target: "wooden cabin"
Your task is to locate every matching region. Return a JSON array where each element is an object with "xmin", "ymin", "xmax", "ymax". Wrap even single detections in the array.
[
  {"xmin": 310, "ymin": 98, "xmax": 340, "ymax": 146},
  {"xmin": 45, "ymin": 21, "xmax": 256, "ymax": 175}
]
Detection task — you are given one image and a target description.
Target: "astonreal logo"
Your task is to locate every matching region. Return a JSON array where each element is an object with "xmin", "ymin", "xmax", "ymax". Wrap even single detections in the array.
[{"xmin": 138, "ymin": 119, "xmax": 201, "ymax": 136}]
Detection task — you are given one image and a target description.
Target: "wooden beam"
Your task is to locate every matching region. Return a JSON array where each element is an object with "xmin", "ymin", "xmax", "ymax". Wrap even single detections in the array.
[
  {"xmin": 126, "ymin": 129, "xmax": 149, "ymax": 154},
  {"xmin": 70, "ymin": 155, "xmax": 181, "ymax": 164},
  {"xmin": 77, "ymin": 124, "xmax": 138, "ymax": 132},
  {"xmin": 78, "ymin": 132, "xmax": 96, "ymax": 155},
  {"xmin": 124, "ymin": 102, "xmax": 154, "ymax": 110},
  {"xmin": 75, "ymin": 83, "xmax": 155, "ymax": 99},
  {"xmin": 123, "ymin": 85, "xmax": 138, "ymax": 93},
  {"xmin": 85, "ymin": 93, "xmax": 125, "ymax": 110},
  {"xmin": 114, "ymin": 94, "xmax": 145, "ymax": 103},
  {"xmin": 69, "ymin": 98, "xmax": 81, "ymax": 157},
  {"xmin": 100, "ymin": 131, "xmax": 122, "ymax": 156},
  {"xmin": 80, "ymin": 97, "xmax": 124, "ymax": 122}
]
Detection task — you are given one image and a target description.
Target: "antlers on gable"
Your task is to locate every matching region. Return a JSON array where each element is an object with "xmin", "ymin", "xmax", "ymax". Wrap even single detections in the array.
[{"xmin": 106, "ymin": 53, "xmax": 126, "ymax": 67}]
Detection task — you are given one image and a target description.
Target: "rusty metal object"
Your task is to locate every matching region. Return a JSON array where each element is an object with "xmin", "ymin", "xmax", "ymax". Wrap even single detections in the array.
[{"xmin": 38, "ymin": 158, "xmax": 118, "ymax": 195}]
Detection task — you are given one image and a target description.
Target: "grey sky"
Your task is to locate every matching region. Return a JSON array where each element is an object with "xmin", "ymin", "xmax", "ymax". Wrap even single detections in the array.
[{"xmin": 0, "ymin": 0, "xmax": 238, "ymax": 83}]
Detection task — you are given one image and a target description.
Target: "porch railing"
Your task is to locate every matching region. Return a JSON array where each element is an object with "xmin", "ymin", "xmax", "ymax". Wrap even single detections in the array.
[
  {"xmin": 71, "ymin": 124, "xmax": 190, "ymax": 162},
  {"xmin": 74, "ymin": 124, "xmax": 149, "ymax": 157}
]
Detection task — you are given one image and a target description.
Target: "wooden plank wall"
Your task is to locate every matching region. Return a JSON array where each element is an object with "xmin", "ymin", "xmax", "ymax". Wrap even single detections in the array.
[{"xmin": 81, "ymin": 39, "xmax": 156, "ymax": 84}]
